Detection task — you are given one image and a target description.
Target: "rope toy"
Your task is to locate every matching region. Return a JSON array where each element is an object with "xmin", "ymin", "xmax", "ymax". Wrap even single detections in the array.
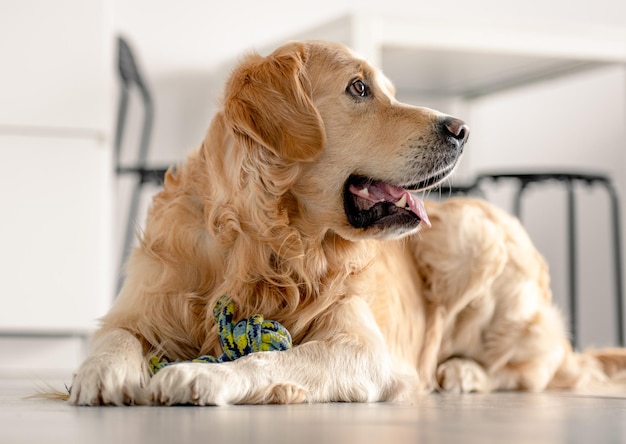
[{"xmin": 149, "ymin": 295, "xmax": 292, "ymax": 374}]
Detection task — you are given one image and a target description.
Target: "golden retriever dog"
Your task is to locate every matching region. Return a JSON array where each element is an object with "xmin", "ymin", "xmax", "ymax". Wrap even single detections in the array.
[{"xmin": 69, "ymin": 40, "xmax": 626, "ymax": 405}]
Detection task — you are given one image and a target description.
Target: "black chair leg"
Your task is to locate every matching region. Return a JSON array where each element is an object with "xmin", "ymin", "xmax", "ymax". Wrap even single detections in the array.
[
  {"xmin": 604, "ymin": 180, "xmax": 625, "ymax": 346},
  {"xmin": 566, "ymin": 180, "xmax": 579, "ymax": 349}
]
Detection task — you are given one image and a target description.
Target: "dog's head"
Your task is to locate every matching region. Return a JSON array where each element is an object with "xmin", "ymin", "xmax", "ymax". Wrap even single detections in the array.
[{"xmin": 222, "ymin": 40, "xmax": 468, "ymax": 242}]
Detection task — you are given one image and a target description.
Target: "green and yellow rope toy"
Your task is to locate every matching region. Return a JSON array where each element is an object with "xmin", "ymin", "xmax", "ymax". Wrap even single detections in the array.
[{"xmin": 149, "ymin": 295, "xmax": 292, "ymax": 374}]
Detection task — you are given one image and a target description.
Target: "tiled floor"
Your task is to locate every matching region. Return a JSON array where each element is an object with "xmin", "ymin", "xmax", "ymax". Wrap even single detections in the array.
[{"xmin": 2, "ymin": 377, "xmax": 626, "ymax": 444}]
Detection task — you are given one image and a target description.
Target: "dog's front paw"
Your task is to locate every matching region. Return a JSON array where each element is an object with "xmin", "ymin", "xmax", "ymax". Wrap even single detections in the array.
[
  {"xmin": 436, "ymin": 358, "xmax": 490, "ymax": 394},
  {"xmin": 69, "ymin": 352, "xmax": 149, "ymax": 405},
  {"xmin": 149, "ymin": 362, "xmax": 252, "ymax": 406}
]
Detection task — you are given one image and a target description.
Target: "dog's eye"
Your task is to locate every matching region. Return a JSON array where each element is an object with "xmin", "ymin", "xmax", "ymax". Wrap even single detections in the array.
[{"xmin": 347, "ymin": 80, "xmax": 368, "ymax": 98}]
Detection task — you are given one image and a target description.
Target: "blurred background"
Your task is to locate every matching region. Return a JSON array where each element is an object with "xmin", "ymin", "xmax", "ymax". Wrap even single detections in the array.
[{"xmin": 1, "ymin": 0, "xmax": 625, "ymax": 379}]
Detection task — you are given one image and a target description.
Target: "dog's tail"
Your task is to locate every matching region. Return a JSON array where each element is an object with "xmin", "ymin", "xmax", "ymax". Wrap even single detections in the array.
[
  {"xmin": 587, "ymin": 348, "xmax": 626, "ymax": 383},
  {"xmin": 550, "ymin": 347, "xmax": 626, "ymax": 391}
]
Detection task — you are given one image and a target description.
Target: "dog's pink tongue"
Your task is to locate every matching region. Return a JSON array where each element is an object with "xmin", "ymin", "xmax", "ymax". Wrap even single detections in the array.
[
  {"xmin": 349, "ymin": 182, "xmax": 431, "ymax": 227},
  {"xmin": 380, "ymin": 184, "xmax": 431, "ymax": 228}
]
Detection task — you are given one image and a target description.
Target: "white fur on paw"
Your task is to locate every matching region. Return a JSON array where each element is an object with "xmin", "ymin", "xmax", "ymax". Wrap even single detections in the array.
[
  {"xmin": 68, "ymin": 352, "xmax": 149, "ymax": 406},
  {"xmin": 149, "ymin": 362, "xmax": 249, "ymax": 406},
  {"xmin": 437, "ymin": 358, "xmax": 490, "ymax": 394}
]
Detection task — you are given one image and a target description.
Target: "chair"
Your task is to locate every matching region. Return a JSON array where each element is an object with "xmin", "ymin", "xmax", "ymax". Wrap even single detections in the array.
[
  {"xmin": 114, "ymin": 36, "xmax": 170, "ymax": 293},
  {"xmin": 474, "ymin": 171, "xmax": 624, "ymax": 348}
]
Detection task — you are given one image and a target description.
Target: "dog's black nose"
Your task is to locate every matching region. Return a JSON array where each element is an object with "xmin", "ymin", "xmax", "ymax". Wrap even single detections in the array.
[{"xmin": 442, "ymin": 117, "xmax": 470, "ymax": 145}]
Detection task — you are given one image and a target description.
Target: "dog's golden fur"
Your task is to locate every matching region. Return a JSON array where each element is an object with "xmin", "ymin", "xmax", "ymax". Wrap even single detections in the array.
[{"xmin": 69, "ymin": 40, "xmax": 626, "ymax": 405}]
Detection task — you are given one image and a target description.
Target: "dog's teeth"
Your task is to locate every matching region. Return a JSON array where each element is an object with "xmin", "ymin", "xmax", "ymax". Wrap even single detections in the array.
[
  {"xmin": 394, "ymin": 194, "xmax": 407, "ymax": 208},
  {"xmin": 358, "ymin": 188, "xmax": 370, "ymax": 197}
]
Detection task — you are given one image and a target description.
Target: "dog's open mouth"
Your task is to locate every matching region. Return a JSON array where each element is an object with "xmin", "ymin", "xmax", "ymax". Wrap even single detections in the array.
[{"xmin": 343, "ymin": 175, "xmax": 432, "ymax": 230}]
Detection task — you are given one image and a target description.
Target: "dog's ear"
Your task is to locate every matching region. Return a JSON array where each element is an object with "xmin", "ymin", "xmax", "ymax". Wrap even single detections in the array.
[{"xmin": 223, "ymin": 42, "xmax": 325, "ymax": 162}]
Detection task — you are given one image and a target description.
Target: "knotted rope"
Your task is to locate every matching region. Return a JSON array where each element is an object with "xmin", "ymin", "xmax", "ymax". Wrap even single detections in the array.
[{"xmin": 150, "ymin": 295, "xmax": 292, "ymax": 374}]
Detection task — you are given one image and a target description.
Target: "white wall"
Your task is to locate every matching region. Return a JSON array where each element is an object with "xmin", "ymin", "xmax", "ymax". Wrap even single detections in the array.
[
  {"xmin": 0, "ymin": 0, "xmax": 114, "ymax": 378},
  {"xmin": 113, "ymin": 0, "xmax": 626, "ymax": 348}
]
